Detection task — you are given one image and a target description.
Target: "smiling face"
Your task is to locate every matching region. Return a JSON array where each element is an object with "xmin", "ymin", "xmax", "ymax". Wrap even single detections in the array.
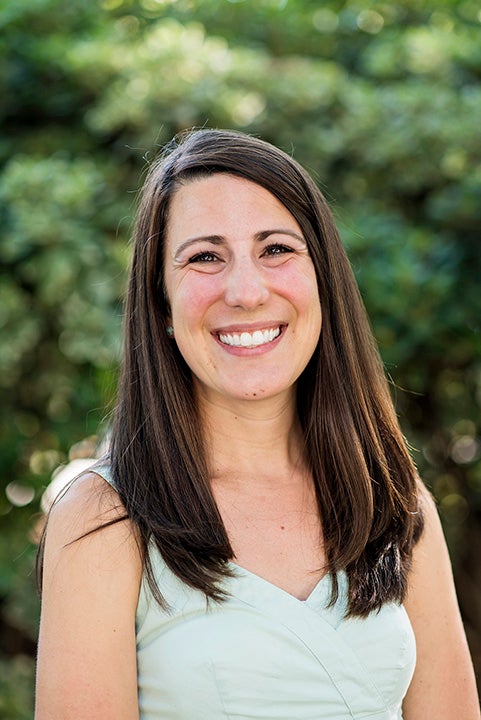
[{"xmin": 163, "ymin": 173, "xmax": 322, "ymax": 408}]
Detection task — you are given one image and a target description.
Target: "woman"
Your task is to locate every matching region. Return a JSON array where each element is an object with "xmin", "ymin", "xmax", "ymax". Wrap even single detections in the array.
[{"xmin": 36, "ymin": 129, "xmax": 480, "ymax": 719}]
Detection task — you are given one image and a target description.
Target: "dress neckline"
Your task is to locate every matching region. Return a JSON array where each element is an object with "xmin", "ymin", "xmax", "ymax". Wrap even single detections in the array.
[{"xmin": 227, "ymin": 560, "xmax": 339, "ymax": 604}]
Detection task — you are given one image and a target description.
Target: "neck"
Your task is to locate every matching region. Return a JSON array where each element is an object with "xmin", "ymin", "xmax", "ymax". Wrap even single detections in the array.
[{"xmin": 195, "ymin": 387, "xmax": 306, "ymax": 485}]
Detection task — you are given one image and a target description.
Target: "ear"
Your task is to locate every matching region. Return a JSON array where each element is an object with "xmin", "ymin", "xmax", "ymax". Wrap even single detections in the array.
[
  {"xmin": 163, "ymin": 292, "xmax": 172, "ymax": 324},
  {"xmin": 165, "ymin": 307, "xmax": 173, "ymax": 338}
]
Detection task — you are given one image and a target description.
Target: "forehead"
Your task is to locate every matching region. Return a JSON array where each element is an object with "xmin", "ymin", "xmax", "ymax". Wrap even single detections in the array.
[{"xmin": 166, "ymin": 173, "xmax": 301, "ymax": 239}]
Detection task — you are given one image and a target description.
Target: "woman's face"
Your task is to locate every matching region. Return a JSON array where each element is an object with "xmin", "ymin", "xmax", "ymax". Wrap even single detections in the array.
[{"xmin": 163, "ymin": 173, "xmax": 322, "ymax": 407}]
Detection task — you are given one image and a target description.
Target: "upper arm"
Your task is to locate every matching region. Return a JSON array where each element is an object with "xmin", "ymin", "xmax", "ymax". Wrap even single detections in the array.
[
  {"xmin": 403, "ymin": 484, "xmax": 480, "ymax": 719},
  {"xmin": 35, "ymin": 472, "xmax": 143, "ymax": 720}
]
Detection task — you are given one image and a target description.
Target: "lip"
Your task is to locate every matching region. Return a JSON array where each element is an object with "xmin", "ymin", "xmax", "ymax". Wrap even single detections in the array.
[{"xmin": 212, "ymin": 323, "xmax": 286, "ymax": 355}]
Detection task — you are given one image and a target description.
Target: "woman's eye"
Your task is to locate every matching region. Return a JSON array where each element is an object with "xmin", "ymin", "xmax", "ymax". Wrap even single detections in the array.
[
  {"xmin": 188, "ymin": 251, "xmax": 218, "ymax": 263},
  {"xmin": 263, "ymin": 243, "xmax": 294, "ymax": 257}
]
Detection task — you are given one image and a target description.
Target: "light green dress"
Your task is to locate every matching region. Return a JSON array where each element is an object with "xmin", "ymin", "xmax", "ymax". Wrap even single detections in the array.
[{"xmin": 93, "ymin": 464, "xmax": 415, "ymax": 719}]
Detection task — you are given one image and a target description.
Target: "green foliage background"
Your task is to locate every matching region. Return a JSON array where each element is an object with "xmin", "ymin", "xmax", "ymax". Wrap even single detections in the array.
[{"xmin": 1, "ymin": 0, "xmax": 480, "ymax": 714}]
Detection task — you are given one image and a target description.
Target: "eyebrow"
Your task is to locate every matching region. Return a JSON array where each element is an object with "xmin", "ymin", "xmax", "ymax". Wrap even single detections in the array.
[{"xmin": 173, "ymin": 229, "xmax": 305, "ymax": 260}]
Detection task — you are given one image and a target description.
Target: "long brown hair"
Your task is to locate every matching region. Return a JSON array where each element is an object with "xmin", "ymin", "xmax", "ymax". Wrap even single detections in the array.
[{"xmin": 108, "ymin": 129, "xmax": 422, "ymax": 616}]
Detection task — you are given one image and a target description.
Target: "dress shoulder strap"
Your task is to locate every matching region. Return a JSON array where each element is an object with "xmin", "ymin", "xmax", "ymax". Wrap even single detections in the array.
[{"xmin": 90, "ymin": 459, "xmax": 116, "ymax": 489}]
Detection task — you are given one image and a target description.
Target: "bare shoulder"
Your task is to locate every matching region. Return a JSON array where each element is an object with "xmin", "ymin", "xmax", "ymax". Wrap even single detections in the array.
[
  {"xmin": 44, "ymin": 469, "xmax": 133, "ymax": 547},
  {"xmin": 407, "ymin": 482, "xmax": 450, "ymax": 588},
  {"xmin": 406, "ymin": 482, "xmax": 469, "ymax": 609},
  {"xmin": 40, "ymin": 468, "xmax": 143, "ymax": 621},
  {"xmin": 402, "ymin": 482, "xmax": 480, "ymax": 719}
]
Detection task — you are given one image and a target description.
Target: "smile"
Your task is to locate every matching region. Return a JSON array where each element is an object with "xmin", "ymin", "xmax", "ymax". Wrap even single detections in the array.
[{"xmin": 218, "ymin": 327, "xmax": 282, "ymax": 348}]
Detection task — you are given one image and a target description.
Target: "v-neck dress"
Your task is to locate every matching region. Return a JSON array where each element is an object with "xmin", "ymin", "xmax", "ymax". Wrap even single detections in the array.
[{"xmin": 93, "ymin": 464, "xmax": 416, "ymax": 719}]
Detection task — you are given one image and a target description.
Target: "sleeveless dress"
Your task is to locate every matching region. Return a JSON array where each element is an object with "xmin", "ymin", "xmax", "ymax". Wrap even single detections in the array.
[{"xmin": 92, "ymin": 463, "xmax": 416, "ymax": 720}]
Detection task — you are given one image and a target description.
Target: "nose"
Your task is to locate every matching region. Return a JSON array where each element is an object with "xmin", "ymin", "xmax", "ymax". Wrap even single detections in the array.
[{"xmin": 223, "ymin": 258, "xmax": 269, "ymax": 309}]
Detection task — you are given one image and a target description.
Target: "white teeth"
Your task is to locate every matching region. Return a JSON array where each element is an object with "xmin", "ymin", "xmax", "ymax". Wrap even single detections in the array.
[{"xmin": 219, "ymin": 327, "xmax": 281, "ymax": 348}]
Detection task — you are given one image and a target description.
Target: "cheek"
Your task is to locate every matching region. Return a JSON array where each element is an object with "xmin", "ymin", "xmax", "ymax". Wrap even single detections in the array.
[
  {"xmin": 169, "ymin": 276, "xmax": 220, "ymax": 329},
  {"xmin": 278, "ymin": 265, "xmax": 321, "ymax": 317}
]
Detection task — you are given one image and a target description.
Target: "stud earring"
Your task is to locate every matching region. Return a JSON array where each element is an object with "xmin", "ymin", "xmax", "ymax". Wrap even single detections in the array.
[{"xmin": 166, "ymin": 326, "xmax": 174, "ymax": 338}]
